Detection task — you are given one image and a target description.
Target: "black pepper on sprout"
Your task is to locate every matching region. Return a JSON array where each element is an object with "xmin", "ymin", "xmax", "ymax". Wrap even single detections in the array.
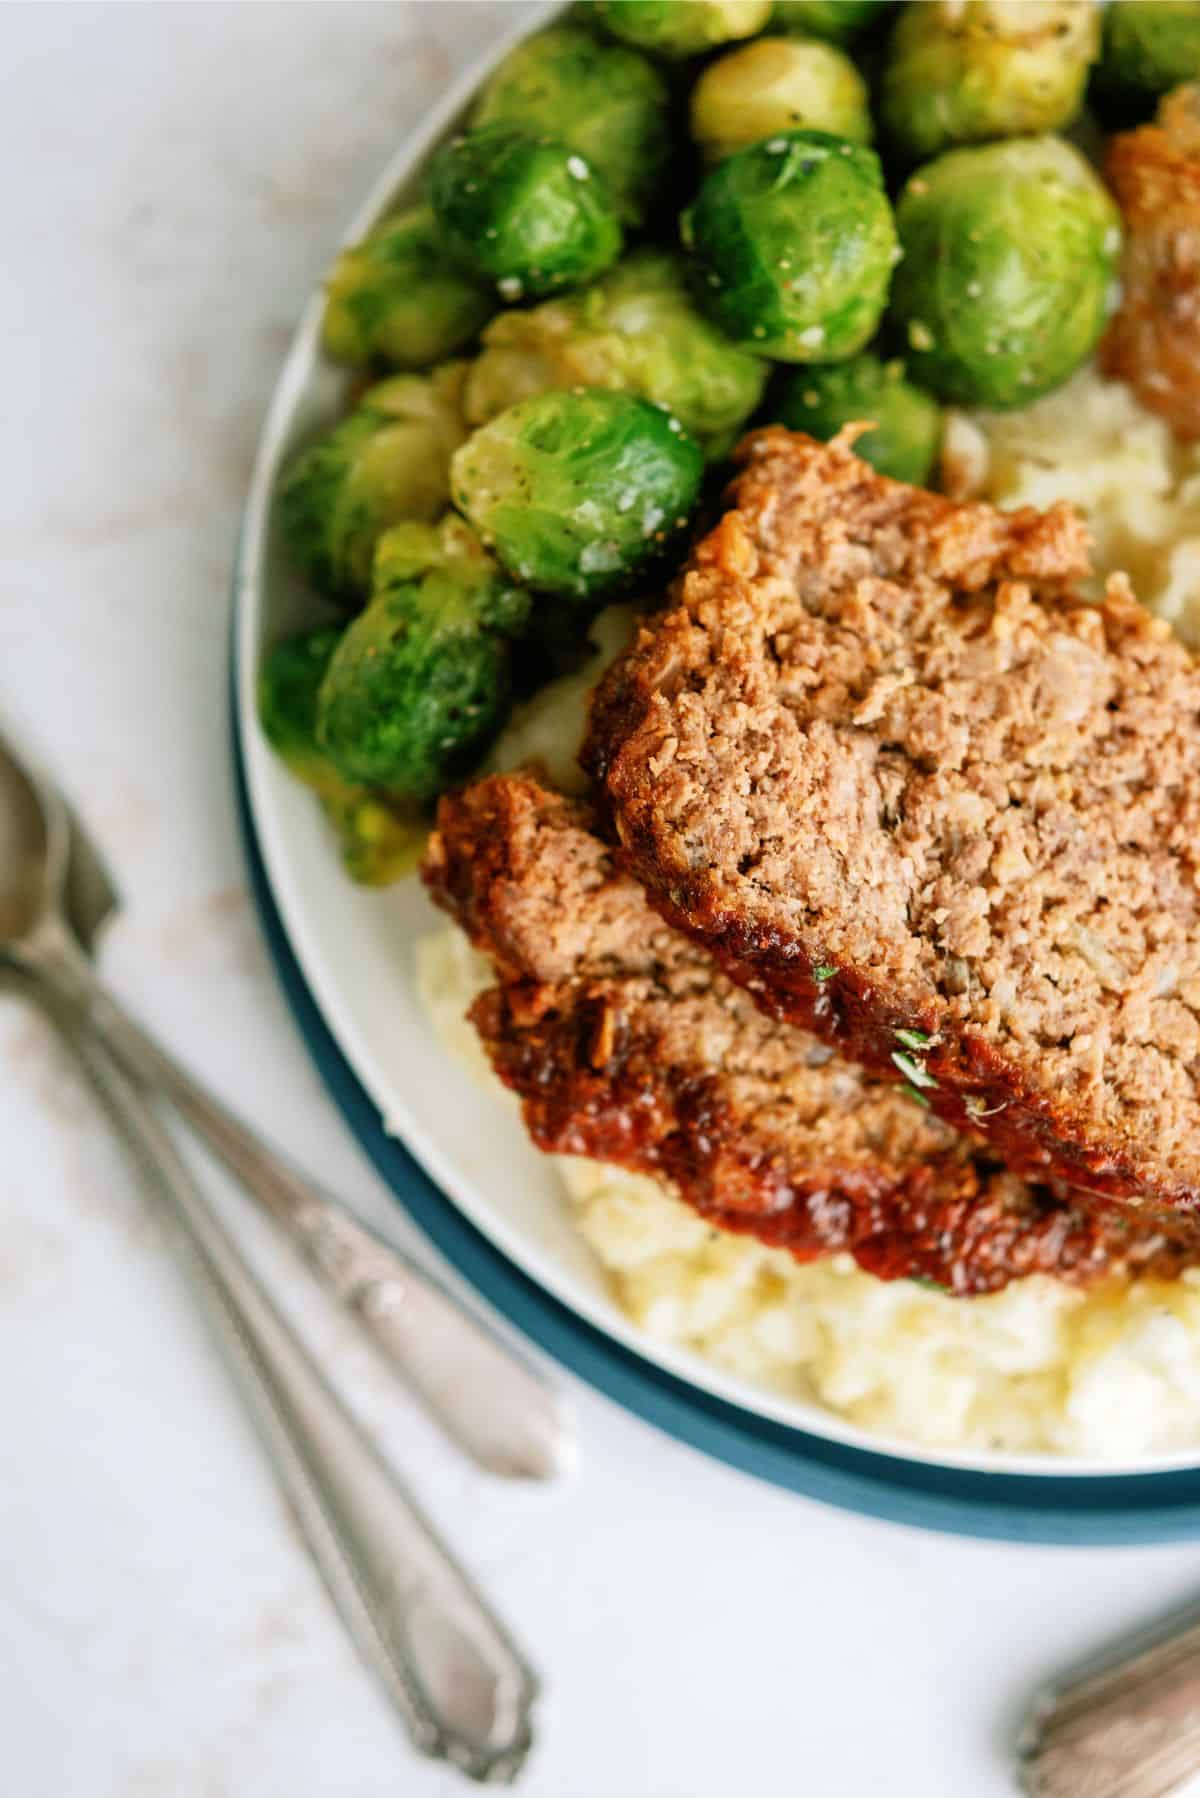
[
  {"xmin": 681, "ymin": 130, "xmax": 898, "ymax": 362},
  {"xmin": 451, "ymin": 388, "xmax": 704, "ymax": 605},
  {"xmin": 316, "ymin": 517, "xmax": 531, "ymax": 806},
  {"xmin": 429, "ymin": 123, "xmax": 623, "ymax": 305},
  {"xmin": 471, "ymin": 23, "xmax": 672, "ymax": 228},
  {"xmin": 593, "ymin": 0, "xmax": 772, "ymax": 59},
  {"xmin": 277, "ymin": 364, "xmax": 469, "ymax": 608},
  {"xmin": 768, "ymin": 354, "xmax": 941, "ymax": 485},
  {"xmin": 464, "ymin": 249, "xmax": 768, "ymax": 460},
  {"xmin": 880, "ymin": 1, "xmax": 1099, "ymax": 163},
  {"xmin": 888, "ymin": 136, "xmax": 1122, "ymax": 410},
  {"xmin": 320, "ymin": 206, "xmax": 494, "ymax": 371},
  {"xmin": 690, "ymin": 36, "xmax": 873, "ymax": 161}
]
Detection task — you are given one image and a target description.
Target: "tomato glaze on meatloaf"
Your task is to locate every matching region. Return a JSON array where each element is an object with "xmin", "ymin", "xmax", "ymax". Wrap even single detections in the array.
[
  {"xmin": 583, "ymin": 428, "xmax": 1200, "ymax": 1210},
  {"xmin": 422, "ymin": 772, "xmax": 1200, "ymax": 1293}
]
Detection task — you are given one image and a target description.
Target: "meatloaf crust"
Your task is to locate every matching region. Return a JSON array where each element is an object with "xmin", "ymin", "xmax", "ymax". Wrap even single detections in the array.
[
  {"xmin": 422, "ymin": 773, "xmax": 1199, "ymax": 1293},
  {"xmin": 1101, "ymin": 84, "xmax": 1200, "ymax": 444},
  {"xmin": 584, "ymin": 429, "xmax": 1200, "ymax": 1209}
]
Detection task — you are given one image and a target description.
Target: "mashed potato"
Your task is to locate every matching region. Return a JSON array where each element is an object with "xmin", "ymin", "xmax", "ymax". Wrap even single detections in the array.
[
  {"xmin": 417, "ymin": 363, "xmax": 1200, "ymax": 1461},
  {"xmin": 947, "ymin": 365, "xmax": 1200, "ymax": 643},
  {"xmin": 417, "ymin": 926, "xmax": 1200, "ymax": 1459}
]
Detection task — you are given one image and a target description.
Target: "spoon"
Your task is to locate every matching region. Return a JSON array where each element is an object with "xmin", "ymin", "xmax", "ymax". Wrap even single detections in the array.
[
  {"xmin": 0, "ymin": 725, "xmax": 573, "ymax": 1483},
  {"xmin": 3, "ymin": 960, "xmax": 538, "ymax": 1783}
]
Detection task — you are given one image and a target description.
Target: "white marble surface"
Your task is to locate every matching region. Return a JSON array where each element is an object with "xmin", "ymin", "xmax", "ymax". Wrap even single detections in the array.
[{"xmin": 5, "ymin": 6, "xmax": 1200, "ymax": 1796}]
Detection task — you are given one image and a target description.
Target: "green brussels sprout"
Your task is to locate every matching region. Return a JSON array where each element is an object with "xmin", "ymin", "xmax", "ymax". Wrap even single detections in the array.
[
  {"xmin": 463, "ymin": 250, "xmax": 768, "ymax": 459},
  {"xmin": 593, "ymin": 0, "xmax": 772, "ymax": 57},
  {"xmin": 771, "ymin": 1, "xmax": 890, "ymax": 45},
  {"xmin": 881, "ymin": 1, "xmax": 1099, "ymax": 162},
  {"xmin": 1098, "ymin": 3, "xmax": 1200, "ymax": 119},
  {"xmin": 471, "ymin": 24, "xmax": 671, "ymax": 227},
  {"xmin": 767, "ymin": 353, "xmax": 942, "ymax": 483},
  {"xmin": 257, "ymin": 626, "xmax": 425, "ymax": 884},
  {"xmin": 259, "ymin": 625, "xmax": 347, "ymax": 789},
  {"xmin": 690, "ymin": 36, "xmax": 872, "ymax": 160},
  {"xmin": 888, "ymin": 136, "xmax": 1121, "ymax": 409},
  {"xmin": 324, "ymin": 790, "xmax": 428, "ymax": 884},
  {"xmin": 277, "ymin": 364, "xmax": 469, "ymax": 607},
  {"xmin": 320, "ymin": 207, "xmax": 494, "ymax": 371},
  {"xmin": 429, "ymin": 123, "xmax": 622, "ymax": 304},
  {"xmin": 451, "ymin": 388, "xmax": 704, "ymax": 604},
  {"xmin": 681, "ymin": 130, "xmax": 898, "ymax": 362},
  {"xmin": 317, "ymin": 517, "xmax": 531, "ymax": 804}
]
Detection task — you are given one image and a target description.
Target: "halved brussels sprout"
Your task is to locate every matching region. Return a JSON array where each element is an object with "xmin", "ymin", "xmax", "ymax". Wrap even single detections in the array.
[
  {"xmin": 464, "ymin": 249, "xmax": 768, "ymax": 459},
  {"xmin": 451, "ymin": 388, "xmax": 704, "ymax": 603},
  {"xmin": 320, "ymin": 206, "xmax": 494, "ymax": 370},
  {"xmin": 429, "ymin": 123, "xmax": 623, "ymax": 303},
  {"xmin": 681, "ymin": 130, "xmax": 898, "ymax": 361},
  {"xmin": 771, "ymin": 1, "xmax": 890, "ymax": 45},
  {"xmin": 594, "ymin": 0, "xmax": 772, "ymax": 58},
  {"xmin": 317, "ymin": 516, "xmax": 531, "ymax": 804},
  {"xmin": 768, "ymin": 353, "xmax": 942, "ymax": 483},
  {"xmin": 888, "ymin": 136, "xmax": 1121, "ymax": 408},
  {"xmin": 1098, "ymin": 2, "xmax": 1200, "ymax": 120},
  {"xmin": 881, "ymin": 1, "xmax": 1099, "ymax": 162},
  {"xmin": 472, "ymin": 23, "xmax": 671, "ymax": 226},
  {"xmin": 690, "ymin": 36, "xmax": 872, "ymax": 160},
  {"xmin": 257, "ymin": 626, "xmax": 425, "ymax": 883},
  {"xmin": 278, "ymin": 364, "xmax": 469, "ymax": 606}
]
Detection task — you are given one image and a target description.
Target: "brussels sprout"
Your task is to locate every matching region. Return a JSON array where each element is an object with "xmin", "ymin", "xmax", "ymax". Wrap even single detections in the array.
[
  {"xmin": 320, "ymin": 207, "xmax": 494, "ymax": 371},
  {"xmin": 771, "ymin": 1, "xmax": 889, "ymax": 45},
  {"xmin": 888, "ymin": 136, "xmax": 1121, "ymax": 409},
  {"xmin": 277, "ymin": 364, "xmax": 469, "ymax": 607},
  {"xmin": 464, "ymin": 250, "xmax": 768, "ymax": 459},
  {"xmin": 881, "ymin": 1, "xmax": 1099, "ymax": 162},
  {"xmin": 471, "ymin": 24, "xmax": 671, "ymax": 227},
  {"xmin": 317, "ymin": 517, "xmax": 531, "ymax": 804},
  {"xmin": 258, "ymin": 625, "xmax": 347, "ymax": 789},
  {"xmin": 681, "ymin": 130, "xmax": 898, "ymax": 362},
  {"xmin": 1098, "ymin": 3, "xmax": 1200, "ymax": 119},
  {"xmin": 594, "ymin": 0, "xmax": 772, "ymax": 58},
  {"xmin": 767, "ymin": 353, "xmax": 941, "ymax": 483},
  {"xmin": 451, "ymin": 389, "xmax": 704, "ymax": 604},
  {"xmin": 690, "ymin": 36, "xmax": 872, "ymax": 161},
  {"xmin": 257, "ymin": 626, "xmax": 424, "ymax": 884},
  {"xmin": 429, "ymin": 123, "xmax": 622, "ymax": 304}
]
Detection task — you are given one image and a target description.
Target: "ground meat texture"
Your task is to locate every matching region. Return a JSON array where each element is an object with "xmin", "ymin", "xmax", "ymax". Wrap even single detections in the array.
[
  {"xmin": 1101, "ymin": 84, "xmax": 1200, "ymax": 445},
  {"xmin": 422, "ymin": 772, "xmax": 1200, "ymax": 1293},
  {"xmin": 583, "ymin": 428, "xmax": 1200, "ymax": 1211}
]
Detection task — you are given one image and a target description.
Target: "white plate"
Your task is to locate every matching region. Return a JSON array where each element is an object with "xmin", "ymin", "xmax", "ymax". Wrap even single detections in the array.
[{"xmin": 233, "ymin": 1, "xmax": 1200, "ymax": 1483}]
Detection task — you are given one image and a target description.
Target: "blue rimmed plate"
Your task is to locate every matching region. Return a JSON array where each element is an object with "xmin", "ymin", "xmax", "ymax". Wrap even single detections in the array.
[
  {"xmin": 229, "ymin": 0, "xmax": 1200, "ymax": 1542},
  {"xmin": 231, "ymin": 706, "xmax": 1200, "ymax": 1544}
]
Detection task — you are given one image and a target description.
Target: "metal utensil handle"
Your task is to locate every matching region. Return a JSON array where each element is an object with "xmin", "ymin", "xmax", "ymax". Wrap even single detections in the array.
[
  {"xmin": 53, "ymin": 1003, "xmax": 538, "ymax": 1785},
  {"xmin": 25, "ymin": 924, "xmax": 569, "ymax": 1483},
  {"xmin": 1019, "ymin": 1604, "xmax": 1200, "ymax": 1798}
]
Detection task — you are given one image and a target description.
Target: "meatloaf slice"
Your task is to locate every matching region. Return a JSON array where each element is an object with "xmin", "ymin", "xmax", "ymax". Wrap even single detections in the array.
[
  {"xmin": 422, "ymin": 772, "xmax": 1200, "ymax": 1294},
  {"xmin": 584, "ymin": 428, "xmax": 1200, "ymax": 1210}
]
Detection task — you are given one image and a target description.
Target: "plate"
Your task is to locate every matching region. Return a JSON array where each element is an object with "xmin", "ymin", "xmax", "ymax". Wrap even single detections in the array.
[
  {"xmin": 230, "ymin": 2, "xmax": 1200, "ymax": 1538},
  {"xmin": 230, "ymin": 715, "xmax": 1200, "ymax": 1544}
]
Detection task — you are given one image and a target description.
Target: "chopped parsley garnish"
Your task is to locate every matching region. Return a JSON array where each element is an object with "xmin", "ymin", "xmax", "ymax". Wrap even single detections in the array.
[
  {"xmin": 894, "ymin": 1027, "xmax": 934, "ymax": 1051},
  {"xmin": 900, "ymin": 1083, "xmax": 931, "ymax": 1108},
  {"xmin": 911, "ymin": 1276, "xmax": 949, "ymax": 1293},
  {"xmin": 813, "ymin": 964, "xmax": 837, "ymax": 983},
  {"xmin": 891, "ymin": 1050, "xmax": 938, "ymax": 1089}
]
